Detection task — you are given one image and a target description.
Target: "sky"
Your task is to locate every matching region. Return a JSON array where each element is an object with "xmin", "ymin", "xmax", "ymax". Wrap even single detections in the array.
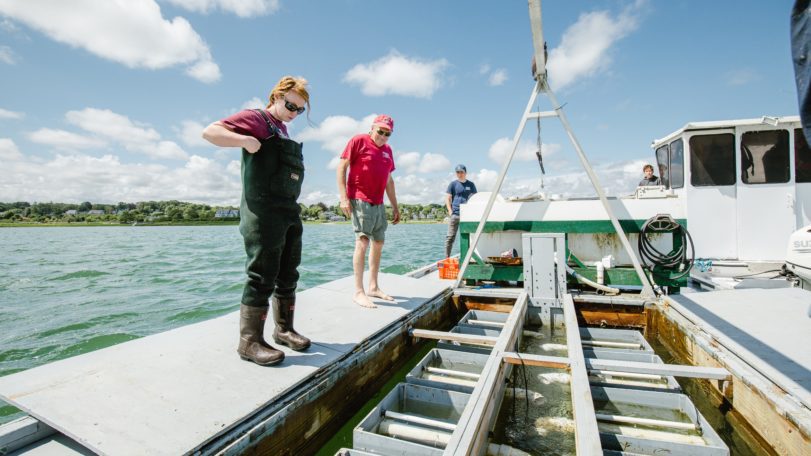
[{"xmin": 0, "ymin": 0, "xmax": 800, "ymax": 207}]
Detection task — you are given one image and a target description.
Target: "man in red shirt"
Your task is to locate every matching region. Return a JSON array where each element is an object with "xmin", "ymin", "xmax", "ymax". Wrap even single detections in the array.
[{"xmin": 337, "ymin": 115, "xmax": 401, "ymax": 308}]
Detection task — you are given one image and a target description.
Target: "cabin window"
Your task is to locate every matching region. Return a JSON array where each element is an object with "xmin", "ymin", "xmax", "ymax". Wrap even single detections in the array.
[
  {"xmin": 654, "ymin": 139, "xmax": 684, "ymax": 189},
  {"xmin": 740, "ymin": 130, "xmax": 789, "ymax": 184},
  {"xmin": 689, "ymin": 133, "xmax": 735, "ymax": 186},
  {"xmin": 670, "ymin": 139, "xmax": 684, "ymax": 188},
  {"xmin": 796, "ymin": 129, "xmax": 811, "ymax": 183},
  {"xmin": 655, "ymin": 144, "xmax": 669, "ymax": 187}
]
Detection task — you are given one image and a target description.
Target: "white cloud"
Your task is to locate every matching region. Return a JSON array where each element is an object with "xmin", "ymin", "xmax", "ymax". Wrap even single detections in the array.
[
  {"xmin": 0, "ymin": 108, "xmax": 24, "ymax": 119},
  {"xmin": 27, "ymin": 128, "xmax": 107, "ymax": 149},
  {"xmin": 396, "ymin": 152, "xmax": 422, "ymax": 173},
  {"xmin": 395, "ymin": 151, "xmax": 451, "ymax": 174},
  {"xmin": 488, "ymin": 68, "xmax": 508, "ymax": 86},
  {"xmin": 725, "ymin": 68, "xmax": 760, "ymax": 86},
  {"xmin": 131, "ymin": 140, "xmax": 188, "ymax": 161},
  {"xmin": 166, "ymin": 0, "xmax": 280, "ymax": 17},
  {"xmin": 241, "ymin": 97, "xmax": 265, "ymax": 110},
  {"xmin": 547, "ymin": 1, "xmax": 645, "ymax": 89},
  {"xmin": 176, "ymin": 120, "xmax": 208, "ymax": 147},
  {"xmin": 62, "ymin": 108, "xmax": 188, "ymax": 160},
  {"xmin": 0, "ymin": 45, "xmax": 15, "ymax": 64},
  {"xmin": 343, "ymin": 50, "xmax": 449, "ymax": 98},
  {"xmin": 0, "ymin": 0, "xmax": 221, "ymax": 83},
  {"xmin": 469, "ymin": 168, "xmax": 499, "ymax": 192},
  {"xmin": 298, "ymin": 114, "xmax": 378, "ymax": 168},
  {"xmin": 0, "ymin": 18, "xmax": 19, "ymax": 33},
  {"xmin": 67, "ymin": 108, "xmax": 160, "ymax": 143},
  {"xmin": 393, "ymin": 174, "xmax": 449, "ymax": 204},
  {"xmin": 225, "ymin": 159, "xmax": 240, "ymax": 176},
  {"xmin": 479, "ymin": 64, "xmax": 491, "ymax": 75},
  {"xmin": 0, "ymin": 150, "xmax": 242, "ymax": 205},
  {"xmin": 418, "ymin": 153, "xmax": 451, "ymax": 173},
  {"xmin": 184, "ymin": 57, "xmax": 221, "ymax": 83},
  {"xmin": 467, "ymin": 158, "xmax": 649, "ymax": 199},
  {"xmin": 299, "ymin": 190, "xmax": 335, "ymax": 206},
  {"xmin": 488, "ymin": 137, "xmax": 561, "ymax": 164},
  {"xmin": 0, "ymin": 138, "xmax": 22, "ymax": 161}
]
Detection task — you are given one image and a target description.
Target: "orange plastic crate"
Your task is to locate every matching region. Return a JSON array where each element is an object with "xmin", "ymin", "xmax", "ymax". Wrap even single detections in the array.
[{"xmin": 437, "ymin": 258, "xmax": 459, "ymax": 279}]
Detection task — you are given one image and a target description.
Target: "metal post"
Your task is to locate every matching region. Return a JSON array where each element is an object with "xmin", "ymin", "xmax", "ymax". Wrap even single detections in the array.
[{"xmin": 453, "ymin": 82, "xmax": 542, "ymax": 288}]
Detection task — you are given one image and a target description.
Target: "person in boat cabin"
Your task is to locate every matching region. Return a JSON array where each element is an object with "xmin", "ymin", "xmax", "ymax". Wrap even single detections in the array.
[
  {"xmin": 445, "ymin": 164, "xmax": 477, "ymax": 259},
  {"xmin": 336, "ymin": 114, "xmax": 400, "ymax": 309},
  {"xmin": 202, "ymin": 76, "xmax": 312, "ymax": 366},
  {"xmin": 638, "ymin": 164, "xmax": 660, "ymax": 187}
]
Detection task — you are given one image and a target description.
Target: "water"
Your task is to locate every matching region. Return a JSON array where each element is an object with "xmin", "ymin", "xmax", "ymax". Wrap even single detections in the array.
[
  {"xmin": 0, "ymin": 223, "xmax": 448, "ymax": 425},
  {"xmin": 492, "ymin": 325, "xmax": 576, "ymax": 456}
]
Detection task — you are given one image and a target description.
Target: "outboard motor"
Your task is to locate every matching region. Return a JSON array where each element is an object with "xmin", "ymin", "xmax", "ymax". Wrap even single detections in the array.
[{"xmin": 785, "ymin": 224, "xmax": 811, "ymax": 290}]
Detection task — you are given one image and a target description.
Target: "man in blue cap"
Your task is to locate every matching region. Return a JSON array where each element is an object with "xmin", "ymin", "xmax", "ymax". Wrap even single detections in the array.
[{"xmin": 445, "ymin": 164, "xmax": 477, "ymax": 258}]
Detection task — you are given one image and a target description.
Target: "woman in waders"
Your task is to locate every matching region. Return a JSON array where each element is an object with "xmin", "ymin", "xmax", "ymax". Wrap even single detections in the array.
[{"xmin": 202, "ymin": 76, "xmax": 311, "ymax": 366}]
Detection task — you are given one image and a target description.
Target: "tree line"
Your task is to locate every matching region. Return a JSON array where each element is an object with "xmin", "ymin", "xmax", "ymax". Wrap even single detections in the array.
[{"xmin": 0, "ymin": 201, "xmax": 448, "ymax": 224}]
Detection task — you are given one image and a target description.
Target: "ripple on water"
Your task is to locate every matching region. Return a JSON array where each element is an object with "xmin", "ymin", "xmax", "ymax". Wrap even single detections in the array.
[
  {"xmin": 0, "ymin": 403, "xmax": 21, "ymax": 420},
  {"xmin": 166, "ymin": 307, "xmax": 232, "ymax": 324},
  {"xmin": 0, "ymin": 345, "xmax": 61, "ymax": 363},
  {"xmin": 36, "ymin": 312, "xmax": 141, "ymax": 338},
  {"xmin": 52, "ymin": 270, "xmax": 110, "ymax": 281}
]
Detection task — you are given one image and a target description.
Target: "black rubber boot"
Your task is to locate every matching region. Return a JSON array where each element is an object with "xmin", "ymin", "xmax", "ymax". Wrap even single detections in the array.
[
  {"xmin": 237, "ymin": 304, "xmax": 285, "ymax": 366},
  {"xmin": 272, "ymin": 296, "xmax": 311, "ymax": 351}
]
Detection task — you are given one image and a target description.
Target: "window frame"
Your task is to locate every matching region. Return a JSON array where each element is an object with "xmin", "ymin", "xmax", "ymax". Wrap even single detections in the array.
[{"xmin": 689, "ymin": 133, "xmax": 737, "ymax": 187}]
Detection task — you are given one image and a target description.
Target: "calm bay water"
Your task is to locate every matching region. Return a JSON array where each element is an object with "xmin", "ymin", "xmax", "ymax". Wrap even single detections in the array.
[{"xmin": 0, "ymin": 223, "xmax": 448, "ymax": 424}]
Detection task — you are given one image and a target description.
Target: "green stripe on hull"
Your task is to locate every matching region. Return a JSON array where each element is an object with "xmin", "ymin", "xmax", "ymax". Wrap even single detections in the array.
[
  {"xmin": 459, "ymin": 219, "xmax": 687, "ymax": 234},
  {"xmin": 458, "ymin": 218, "xmax": 688, "ymax": 288}
]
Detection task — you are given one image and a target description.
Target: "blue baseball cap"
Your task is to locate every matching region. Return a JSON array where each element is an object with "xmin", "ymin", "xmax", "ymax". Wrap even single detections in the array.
[{"xmin": 455, "ymin": 164, "xmax": 467, "ymax": 172}]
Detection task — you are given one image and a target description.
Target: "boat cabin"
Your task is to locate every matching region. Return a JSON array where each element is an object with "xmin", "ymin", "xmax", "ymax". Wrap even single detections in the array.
[{"xmin": 652, "ymin": 116, "xmax": 810, "ymax": 262}]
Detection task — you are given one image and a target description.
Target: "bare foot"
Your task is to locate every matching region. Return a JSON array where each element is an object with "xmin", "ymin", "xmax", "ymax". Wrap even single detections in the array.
[
  {"xmin": 353, "ymin": 291, "xmax": 377, "ymax": 308},
  {"xmin": 368, "ymin": 288, "xmax": 395, "ymax": 302}
]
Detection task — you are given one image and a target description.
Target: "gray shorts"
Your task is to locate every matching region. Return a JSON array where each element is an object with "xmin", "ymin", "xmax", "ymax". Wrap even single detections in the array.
[{"xmin": 350, "ymin": 199, "xmax": 387, "ymax": 241}]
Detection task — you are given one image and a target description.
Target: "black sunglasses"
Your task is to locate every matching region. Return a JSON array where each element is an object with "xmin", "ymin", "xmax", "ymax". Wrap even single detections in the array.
[
  {"xmin": 283, "ymin": 98, "xmax": 305, "ymax": 114},
  {"xmin": 375, "ymin": 129, "xmax": 392, "ymax": 137}
]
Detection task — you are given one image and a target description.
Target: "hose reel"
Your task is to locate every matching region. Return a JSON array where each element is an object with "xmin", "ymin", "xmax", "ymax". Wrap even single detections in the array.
[{"xmin": 637, "ymin": 214, "xmax": 694, "ymax": 281}]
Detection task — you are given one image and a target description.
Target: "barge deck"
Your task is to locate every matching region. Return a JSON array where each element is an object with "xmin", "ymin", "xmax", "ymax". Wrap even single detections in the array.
[{"xmin": 0, "ymin": 272, "xmax": 452, "ymax": 455}]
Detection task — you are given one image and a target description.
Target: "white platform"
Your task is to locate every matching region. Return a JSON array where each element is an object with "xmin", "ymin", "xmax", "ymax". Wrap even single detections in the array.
[
  {"xmin": 669, "ymin": 287, "xmax": 811, "ymax": 409},
  {"xmin": 0, "ymin": 273, "xmax": 449, "ymax": 455}
]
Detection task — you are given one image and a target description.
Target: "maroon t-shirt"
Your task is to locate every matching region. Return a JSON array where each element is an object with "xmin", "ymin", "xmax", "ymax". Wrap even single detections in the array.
[{"xmin": 220, "ymin": 109, "xmax": 289, "ymax": 139}]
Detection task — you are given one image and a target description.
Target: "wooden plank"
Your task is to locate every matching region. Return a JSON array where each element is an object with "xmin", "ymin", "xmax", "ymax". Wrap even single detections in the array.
[
  {"xmin": 563, "ymin": 294, "xmax": 602, "ymax": 455},
  {"xmin": 502, "ymin": 352, "xmax": 570, "ymax": 369},
  {"xmin": 462, "ymin": 301, "xmax": 514, "ymax": 313},
  {"xmin": 577, "ymin": 310, "xmax": 647, "ymax": 328},
  {"xmin": 410, "ymin": 329, "xmax": 498, "ymax": 346},
  {"xmin": 453, "ymin": 288, "xmax": 523, "ymax": 299},
  {"xmin": 585, "ymin": 358, "xmax": 730, "ymax": 380},
  {"xmin": 444, "ymin": 293, "xmax": 529, "ymax": 455}
]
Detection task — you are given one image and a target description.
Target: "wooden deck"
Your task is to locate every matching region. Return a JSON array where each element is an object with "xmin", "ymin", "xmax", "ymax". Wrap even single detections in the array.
[
  {"xmin": 0, "ymin": 273, "xmax": 450, "ymax": 455},
  {"xmin": 669, "ymin": 288, "xmax": 811, "ymax": 410}
]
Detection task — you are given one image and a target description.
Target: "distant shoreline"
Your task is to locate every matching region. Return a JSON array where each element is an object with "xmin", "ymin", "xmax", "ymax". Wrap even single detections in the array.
[{"xmin": 0, "ymin": 220, "xmax": 444, "ymax": 228}]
